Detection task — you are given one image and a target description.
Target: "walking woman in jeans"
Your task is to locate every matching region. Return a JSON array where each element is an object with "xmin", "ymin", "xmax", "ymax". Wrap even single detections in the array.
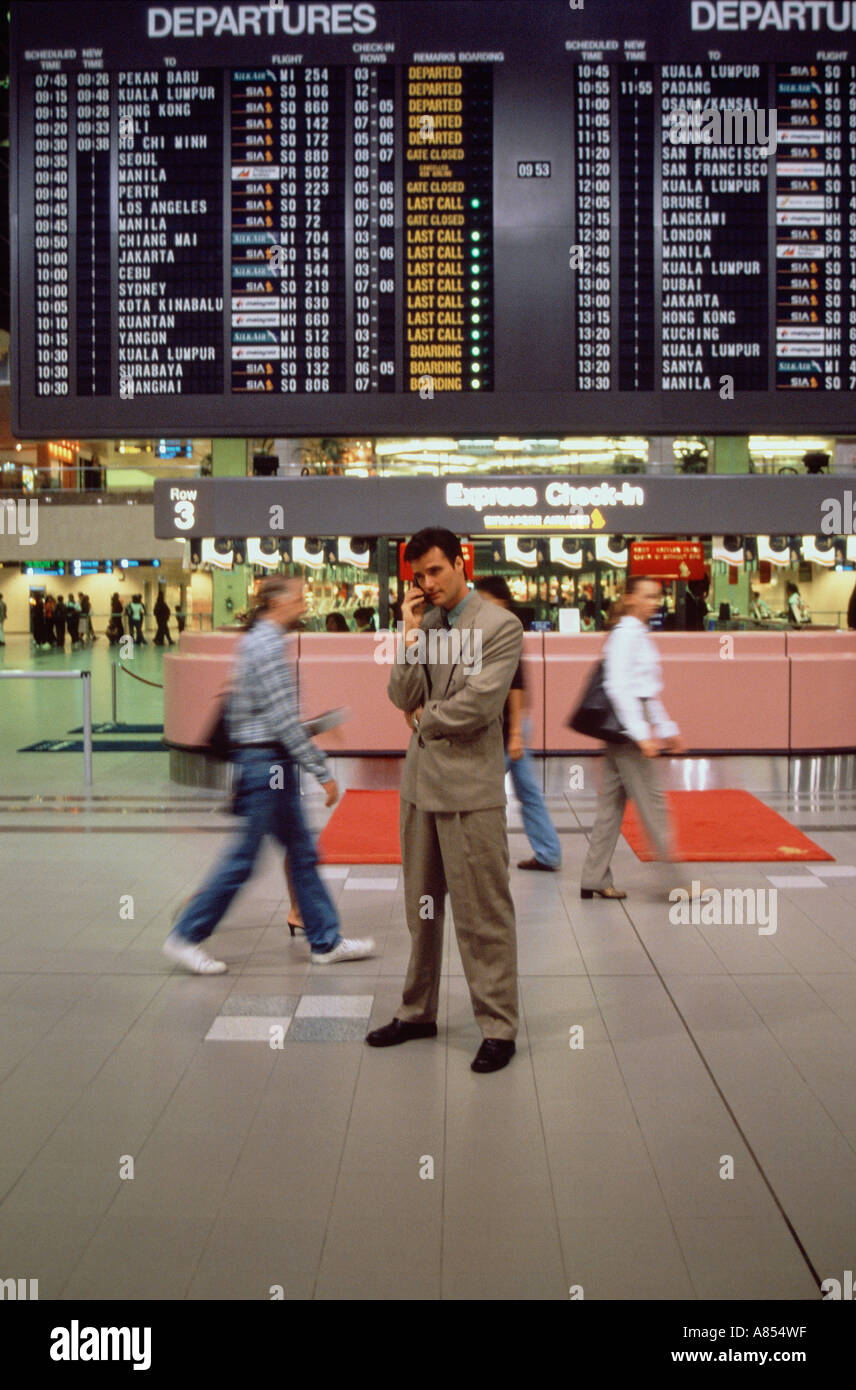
[
  {"xmin": 580, "ymin": 576, "xmax": 684, "ymax": 900},
  {"xmin": 163, "ymin": 575, "xmax": 375, "ymax": 974}
]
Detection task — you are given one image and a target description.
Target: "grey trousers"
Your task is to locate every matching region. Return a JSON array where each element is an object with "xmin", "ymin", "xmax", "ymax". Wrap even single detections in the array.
[
  {"xmin": 581, "ymin": 745, "xmax": 676, "ymax": 891},
  {"xmin": 397, "ymin": 799, "xmax": 519, "ymax": 1040}
]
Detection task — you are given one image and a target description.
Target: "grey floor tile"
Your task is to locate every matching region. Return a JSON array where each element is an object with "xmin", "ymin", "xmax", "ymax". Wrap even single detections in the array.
[
  {"xmin": 315, "ymin": 1216, "xmax": 442, "ymax": 1300},
  {"xmin": 557, "ymin": 1217, "xmax": 697, "ymax": 1300},
  {"xmin": 672, "ymin": 1218, "xmax": 819, "ymax": 1300},
  {"xmin": 186, "ymin": 1216, "xmax": 326, "ymax": 1300},
  {"xmin": 442, "ymin": 1213, "xmax": 567, "ymax": 1300},
  {"xmin": 61, "ymin": 1212, "xmax": 215, "ymax": 1300},
  {"xmin": 0, "ymin": 1159, "xmax": 123, "ymax": 1219},
  {"xmin": 0, "ymin": 1210, "xmax": 104, "ymax": 1300}
]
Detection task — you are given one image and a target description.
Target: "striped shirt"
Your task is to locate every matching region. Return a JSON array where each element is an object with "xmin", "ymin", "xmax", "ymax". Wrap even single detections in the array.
[{"xmin": 227, "ymin": 620, "xmax": 329, "ymax": 783}]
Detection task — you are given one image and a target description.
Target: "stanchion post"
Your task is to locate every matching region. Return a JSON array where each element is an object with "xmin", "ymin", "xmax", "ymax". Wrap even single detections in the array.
[
  {"xmin": 111, "ymin": 661, "xmax": 118, "ymax": 724},
  {"xmin": 81, "ymin": 670, "xmax": 93, "ymax": 787}
]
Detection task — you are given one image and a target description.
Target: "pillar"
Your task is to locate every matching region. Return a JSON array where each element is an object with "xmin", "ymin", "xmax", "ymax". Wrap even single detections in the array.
[{"xmin": 211, "ymin": 439, "xmax": 252, "ymax": 628}]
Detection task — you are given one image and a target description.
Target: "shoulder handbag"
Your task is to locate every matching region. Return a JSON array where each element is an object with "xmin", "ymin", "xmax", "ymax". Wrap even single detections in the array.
[{"xmin": 567, "ymin": 646, "xmax": 632, "ymax": 745}]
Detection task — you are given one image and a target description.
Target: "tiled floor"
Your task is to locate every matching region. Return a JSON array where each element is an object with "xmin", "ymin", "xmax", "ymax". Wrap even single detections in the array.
[{"xmin": 0, "ymin": 634, "xmax": 854, "ymax": 1299}]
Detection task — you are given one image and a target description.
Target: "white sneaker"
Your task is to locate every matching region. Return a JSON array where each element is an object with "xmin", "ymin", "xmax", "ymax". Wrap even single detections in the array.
[
  {"xmin": 310, "ymin": 937, "xmax": 376, "ymax": 965},
  {"xmin": 163, "ymin": 932, "xmax": 227, "ymax": 975}
]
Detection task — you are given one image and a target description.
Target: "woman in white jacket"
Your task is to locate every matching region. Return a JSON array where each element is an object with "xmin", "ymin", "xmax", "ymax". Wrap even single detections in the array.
[{"xmin": 580, "ymin": 576, "xmax": 684, "ymax": 900}]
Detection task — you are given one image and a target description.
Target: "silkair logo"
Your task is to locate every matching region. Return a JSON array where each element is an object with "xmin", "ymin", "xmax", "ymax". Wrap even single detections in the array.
[{"xmin": 50, "ymin": 1321, "xmax": 152, "ymax": 1372}]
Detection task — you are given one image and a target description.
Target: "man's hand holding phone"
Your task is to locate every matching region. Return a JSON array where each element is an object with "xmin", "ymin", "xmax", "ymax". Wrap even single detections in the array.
[{"xmin": 402, "ymin": 583, "xmax": 428, "ymax": 636}]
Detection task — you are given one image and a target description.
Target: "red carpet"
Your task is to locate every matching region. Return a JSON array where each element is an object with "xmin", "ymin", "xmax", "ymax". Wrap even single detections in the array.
[
  {"xmin": 622, "ymin": 789, "xmax": 834, "ymax": 863},
  {"xmin": 317, "ymin": 789, "xmax": 402, "ymax": 863}
]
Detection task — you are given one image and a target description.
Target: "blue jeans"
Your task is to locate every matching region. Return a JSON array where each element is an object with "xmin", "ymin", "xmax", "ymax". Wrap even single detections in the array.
[
  {"xmin": 506, "ymin": 744, "xmax": 562, "ymax": 868},
  {"xmin": 173, "ymin": 748, "xmax": 340, "ymax": 952}
]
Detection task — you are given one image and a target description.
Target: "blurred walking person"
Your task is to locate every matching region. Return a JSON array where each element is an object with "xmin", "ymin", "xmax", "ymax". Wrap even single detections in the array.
[
  {"xmin": 163, "ymin": 575, "xmax": 375, "ymax": 975},
  {"xmin": 580, "ymin": 576, "xmax": 683, "ymax": 901}
]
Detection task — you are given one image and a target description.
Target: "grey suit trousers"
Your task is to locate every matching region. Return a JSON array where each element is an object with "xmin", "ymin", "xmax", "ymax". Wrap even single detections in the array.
[
  {"xmin": 581, "ymin": 745, "xmax": 676, "ymax": 890},
  {"xmin": 397, "ymin": 798, "xmax": 518, "ymax": 1041}
]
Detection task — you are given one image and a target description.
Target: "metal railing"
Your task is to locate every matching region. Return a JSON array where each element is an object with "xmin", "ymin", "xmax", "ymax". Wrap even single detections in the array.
[{"xmin": 0, "ymin": 669, "xmax": 93, "ymax": 785}]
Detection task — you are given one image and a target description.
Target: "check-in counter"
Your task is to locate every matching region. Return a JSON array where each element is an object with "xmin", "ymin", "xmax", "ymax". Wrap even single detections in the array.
[
  {"xmin": 162, "ymin": 626, "xmax": 856, "ymax": 767},
  {"xmin": 299, "ymin": 632, "xmax": 407, "ymax": 754},
  {"xmin": 787, "ymin": 630, "xmax": 856, "ymax": 750}
]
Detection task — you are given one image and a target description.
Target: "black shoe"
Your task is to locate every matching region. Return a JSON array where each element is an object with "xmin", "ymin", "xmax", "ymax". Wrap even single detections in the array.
[
  {"xmin": 471, "ymin": 1038, "xmax": 516, "ymax": 1073},
  {"xmin": 518, "ymin": 857, "xmax": 558, "ymax": 872},
  {"xmin": 365, "ymin": 1017, "xmax": 437, "ymax": 1047}
]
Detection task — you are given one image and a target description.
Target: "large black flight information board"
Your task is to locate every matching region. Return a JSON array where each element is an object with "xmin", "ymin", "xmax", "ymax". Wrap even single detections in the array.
[{"xmin": 13, "ymin": 0, "xmax": 856, "ymax": 435}]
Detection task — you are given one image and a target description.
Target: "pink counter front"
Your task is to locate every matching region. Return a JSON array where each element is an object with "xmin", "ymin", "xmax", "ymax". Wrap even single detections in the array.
[{"xmin": 163, "ymin": 628, "xmax": 856, "ymax": 756}]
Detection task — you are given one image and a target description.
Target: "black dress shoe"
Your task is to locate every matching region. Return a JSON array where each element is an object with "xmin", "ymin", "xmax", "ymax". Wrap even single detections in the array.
[
  {"xmin": 471, "ymin": 1038, "xmax": 516, "ymax": 1073},
  {"xmin": 365, "ymin": 1017, "xmax": 438, "ymax": 1047}
]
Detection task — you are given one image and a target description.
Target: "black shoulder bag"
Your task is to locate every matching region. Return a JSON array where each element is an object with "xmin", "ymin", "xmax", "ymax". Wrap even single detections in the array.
[
  {"xmin": 567, "ymin": 642, "xmax": 632, "ymax": 745},
  {"xmin": 200, "ymin": 693, "xmax": 234, "ymax": 761}
]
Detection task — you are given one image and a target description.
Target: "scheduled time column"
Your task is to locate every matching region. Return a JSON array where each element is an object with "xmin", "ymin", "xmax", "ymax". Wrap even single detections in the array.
[
  {"xmin": 574, "ymin": 63, "xmax": 612, "ymax": 392},
  {"xmin": 32, "ymin": 72, "xmax": 71, "ymax": 399}
]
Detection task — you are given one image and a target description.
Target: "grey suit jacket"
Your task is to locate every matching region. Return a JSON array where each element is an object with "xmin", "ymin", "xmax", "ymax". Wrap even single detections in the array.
[{"xmin": 388, "ymin": 589, "xmax": 523, "ymax": 812}]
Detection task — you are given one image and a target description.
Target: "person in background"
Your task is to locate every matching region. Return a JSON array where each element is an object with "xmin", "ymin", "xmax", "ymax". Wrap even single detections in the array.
[
  {"xmin": 325, "ymin": 611, "xmax": 349, "ymax": 632},
  {"xmin": 163, "ymin": 574, "xmax": 375, "ymax": 974},
  {"xmin": 354, "ymin": 606, "xmax": 377, "ymax": 632},
  {"xmin": 685, "ymin": 575, "xmax": 710, "ymax": 630},
  {"xmin": 474, "ymin": 576, "xmax": 562, "ymax": 873},
  {"xmin": 107, "ymin": 593, "xmax": 125, "ymax": 646},
  {"xmin": 750, "ymin": 588, "xmax": 773, "ymax": 623},
  {"xmin": 580, "ymin": 598, "xmax": 598, "ymax": 632},
  {"xmin": 78, "ymin": 593, "xmax": 93, "ymax": 644},
  {"xmin": 54, "ymin": 595, "xmax": 67, "ymax": 650},
  {"xmin": 580, "ymin": 576, "xmax": 683, "ymax": 901},
  {"xmin": 128, "ymin": 594, "xmax": 146, "ymax": 644},
  {"xmin": 0, "ymin": 592, "xmax": 6, "ymax": 646},
  {"xmin": 153, "ymin": 590, "xmax": 174, "ymax": 646},
  {"xmin": 31, "ymin": 594, "xmax": 46, "ymax": 648},
  {"xmin": 848, "ymin": 579, "xmax": 856, "ymax": 630},
  {"xmin": 44, "ymin": 593, "xmax": 56, "ymax": 645},
  {"xmin": 785, "ymin": 581, "xmax": 810, "ymax": 625},
  {"xmin": 66, "ymin": 594, "xmax": 81, "ymax": 649},
  {"xmin": 174, "ymin": 602, "xmax": 187, "ymax": 635}
]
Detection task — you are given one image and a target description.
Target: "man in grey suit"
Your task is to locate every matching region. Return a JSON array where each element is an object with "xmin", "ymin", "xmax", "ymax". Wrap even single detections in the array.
[{"xmin": 366, "ymin": 528, "xmax": 523, "ymax": 1073}]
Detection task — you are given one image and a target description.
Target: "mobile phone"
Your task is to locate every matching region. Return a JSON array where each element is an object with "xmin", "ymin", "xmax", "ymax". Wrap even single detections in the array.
[{"xmin": 407, "ymin": 580, "xmax": 437, "ymax": 621}]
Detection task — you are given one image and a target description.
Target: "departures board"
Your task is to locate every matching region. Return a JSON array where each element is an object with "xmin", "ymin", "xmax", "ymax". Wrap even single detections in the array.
[{"xmin": 14, "ymin": 0, "xmax": 856, "ymax": 436}]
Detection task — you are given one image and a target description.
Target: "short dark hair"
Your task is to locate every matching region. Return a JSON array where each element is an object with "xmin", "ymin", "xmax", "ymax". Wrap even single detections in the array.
[
  {"xmin": 474, "ymin": 575, "xmax": 513, "ymax": 605},
  {"xmin": 404, "ymin": 527, "xmax": 463, "ymax": 568}
]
